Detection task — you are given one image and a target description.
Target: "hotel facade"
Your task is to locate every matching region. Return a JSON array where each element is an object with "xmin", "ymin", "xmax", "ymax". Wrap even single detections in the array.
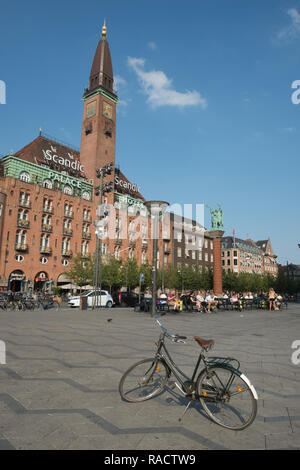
[{"xmin": 0, "ymin": 23, "xmax": 214, "ymax": 292}]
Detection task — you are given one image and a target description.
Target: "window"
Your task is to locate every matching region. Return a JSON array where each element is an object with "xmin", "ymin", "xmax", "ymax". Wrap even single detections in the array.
[
  {"xmin": 16, "ymin": 229, "xmax": 26, "ymax": 246},
  {"xmin": 43, "ymin": 179, "xmax": 52, "ymax": 189},
  {"xmin": 63, "ymin": 185, "xmax": 73, "ymax": 195},
  {"xmin": 81, "ymin": 241, "xmax": 89, "ymax": 256},
  {"xmin": 82, "ymin": 191, "xmax": 90, "ymax": 200},
  {"xmin": 234, "ymin": 259, "xmax": 238, "ymax": 266},
  {"xmin": 114, "ymin": 245, "xmax": 120, "ymax": 260},
  {"xmin": 19, "ymin": 171, "xmax": 30, "ymax": 182},
  {"xmin": 233, "ymin": 250, "xmax": 237, "ymax": 257},
  {"xmin": 0, "ymin": 203, "xmax": 2, "ymax": 217},
  {"xmin": 15, "ymin": 255, "xmax": 24, "ymax": 262},
  {"xmin": 177, "ymin": 247, "xmax": 182, "ymax": 257}
]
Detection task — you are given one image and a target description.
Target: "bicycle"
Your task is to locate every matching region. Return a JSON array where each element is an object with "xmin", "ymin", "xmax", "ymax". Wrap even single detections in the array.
[{"xmin": 119, "ymin": 315, "xmax": 258, "ymax": 430}]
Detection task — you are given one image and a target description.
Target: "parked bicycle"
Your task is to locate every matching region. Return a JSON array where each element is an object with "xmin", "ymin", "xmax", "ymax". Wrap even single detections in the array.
[{"xmin": 119, "ymin": 315, "xmax": 258, "ymax": 430}]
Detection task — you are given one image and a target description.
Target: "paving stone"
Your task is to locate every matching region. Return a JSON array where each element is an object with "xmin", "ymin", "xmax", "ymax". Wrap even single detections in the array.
[{"xmin": 0, "ymin": 304, "xmax": 300, "ymax": 450}]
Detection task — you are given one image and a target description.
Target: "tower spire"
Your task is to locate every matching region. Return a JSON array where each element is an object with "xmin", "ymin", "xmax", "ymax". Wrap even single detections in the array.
[{"xmin": 102, "ymin": 19, "xmax": 107, "ymax": 38}]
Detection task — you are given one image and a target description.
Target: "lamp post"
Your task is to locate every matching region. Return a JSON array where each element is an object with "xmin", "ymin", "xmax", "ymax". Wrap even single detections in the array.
[
  {"xmin": 145, "ymin": 200, "xmax": 169, "ymax": 317},
  {"xmin": 93, "ymin": 162, "xmax": 114, "ymax": 309}
]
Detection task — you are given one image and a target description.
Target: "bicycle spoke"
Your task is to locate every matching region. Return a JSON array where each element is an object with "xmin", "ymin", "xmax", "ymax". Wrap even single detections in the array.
[{"xmin": 198, "ymin": 366, "xmax": 257, "ymax": 430}]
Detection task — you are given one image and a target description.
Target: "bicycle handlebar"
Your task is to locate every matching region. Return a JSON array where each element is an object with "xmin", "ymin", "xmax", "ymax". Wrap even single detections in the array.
[{"xmin": 155, "ymin": 315, "xmax": 187, "ymax": 343}]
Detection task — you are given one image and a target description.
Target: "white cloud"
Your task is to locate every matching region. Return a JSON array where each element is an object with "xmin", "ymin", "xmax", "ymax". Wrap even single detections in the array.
[
  {"xmin": 114, "ymin": 75, "xmax": 127, "ymax": 89},
  {"xmin": 281, "ymin": 127, "xmax": 295, "ymax": 132},
  {"xmin": 276, "ymin": 8, "xmax": 300, "ymax": 43},
  {"xmin": 127, "ymin": 56, "xmax": 207, "ymax": 109},
  {"xmin": 147, "ymin": 41, "xmax": 157, "ymax": 51}
]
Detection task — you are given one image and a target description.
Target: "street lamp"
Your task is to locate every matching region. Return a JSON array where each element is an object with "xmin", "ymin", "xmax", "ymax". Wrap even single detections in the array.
[
  {"xmin": 93, "ymin": 162, "xmax": 114, "ymax": 309},
  {"xmin": 145, "ymin": 200, "xmax": 169, "ymax": 317}
]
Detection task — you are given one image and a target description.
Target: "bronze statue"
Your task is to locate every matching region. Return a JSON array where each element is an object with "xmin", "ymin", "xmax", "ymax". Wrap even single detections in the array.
[{"xmin": 206, "ymin": 203, "xmax": 224, "ymax": 230}]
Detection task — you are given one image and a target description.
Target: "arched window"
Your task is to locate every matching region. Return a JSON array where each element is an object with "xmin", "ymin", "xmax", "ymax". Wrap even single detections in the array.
[
  {"xmin": 63, "ymin": 185, "xmax": 72, "ymax": 195},
  {"xmin": 82, "ymin": 191, "xmax": 90, "ymax": 200},
  {"xmin": 114, "ymin": 246, "xmax": 120, "ymax": 260},
  {"xmin": 19, "ymin": 171, "xmax": 30, "ymax": 183},
  {"xmin": 43, "ymin": 179, "xmax": 53, "ymax": 189}
]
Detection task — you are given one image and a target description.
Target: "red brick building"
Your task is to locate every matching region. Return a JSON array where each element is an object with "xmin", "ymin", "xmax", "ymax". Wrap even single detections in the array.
[{"xmin": 0, "ymin": 22, "xmax": 214, "ymax": 292}]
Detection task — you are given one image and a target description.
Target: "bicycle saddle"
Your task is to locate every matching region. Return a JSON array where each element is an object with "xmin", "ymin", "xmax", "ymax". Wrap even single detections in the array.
[{"xmin": 194, "ymin": 336, "xmax": 214, "ymax": 349}]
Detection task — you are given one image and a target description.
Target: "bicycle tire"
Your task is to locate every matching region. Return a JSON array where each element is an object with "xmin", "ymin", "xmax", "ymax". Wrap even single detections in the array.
[
  {"xmin": 197, "ymin": 365, "xmax": 258, "ymax": 430},
  {"xmin": 119, "ymin": 358, "xmax": 170, "ymax": 403}
]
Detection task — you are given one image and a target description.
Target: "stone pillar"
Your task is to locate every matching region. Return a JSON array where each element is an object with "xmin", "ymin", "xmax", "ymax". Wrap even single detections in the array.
[{"xmin": 208, "ymin": 230, "xmax": 224, "ymax": 296}]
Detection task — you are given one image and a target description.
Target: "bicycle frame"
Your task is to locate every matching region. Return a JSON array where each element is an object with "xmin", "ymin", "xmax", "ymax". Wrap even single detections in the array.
[
  {"xmin": 153, "ymin": 331, "xmax": 241, "ymax": 399},
  {"xmin": 154, "ymin": 333, "xmax": 208, "ymax": 396}
]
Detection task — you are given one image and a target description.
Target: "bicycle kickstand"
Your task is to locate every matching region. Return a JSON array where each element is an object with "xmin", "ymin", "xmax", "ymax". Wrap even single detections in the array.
[{"xmin": 178, "ymin": 400, "xmax": 193, "ymax": 423}]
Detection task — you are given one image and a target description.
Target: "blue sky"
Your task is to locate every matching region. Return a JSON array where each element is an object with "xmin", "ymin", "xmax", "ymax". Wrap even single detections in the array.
[{"xmin": 1, "ymin": 0, "xmax": 300, "ymax": 264}]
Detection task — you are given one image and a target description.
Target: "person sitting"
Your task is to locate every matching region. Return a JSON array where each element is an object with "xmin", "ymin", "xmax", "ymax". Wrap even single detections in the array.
[
  {"xmin": 205, "ymin": 291, "xmax": 217, "ymax": 312},
  {"xmin": 276, "ymin": 294, "xmax": 283, "ymax": 309},
  {"xmin": 167, "ymin": 290, "xmax": 180, "ymax": 311},
  {"xmin": 197, "ymin": 290, "xmax": 208, "ymax": 312},
  {"xmin": 230, "ymin": 292, "xmax": 239, "ymax": 309}
]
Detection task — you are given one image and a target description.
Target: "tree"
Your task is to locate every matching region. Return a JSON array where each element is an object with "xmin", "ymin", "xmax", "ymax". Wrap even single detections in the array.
[
  {"xmin": 101, "ymin": 256, "xmax": 122, "ymax": 293},
  {"xmin": 120, "ymin": 259, "xmax": 140, "ymax": 291},
  {"xmin": 66, "ymin": 254, "xmax": 93, "ymax": 291}
]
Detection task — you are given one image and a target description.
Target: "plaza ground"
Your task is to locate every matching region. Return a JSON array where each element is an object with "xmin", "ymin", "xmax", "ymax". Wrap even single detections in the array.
[{"xmin": 0, "ymin": 303, "xmax": 299, "ymax": 450}]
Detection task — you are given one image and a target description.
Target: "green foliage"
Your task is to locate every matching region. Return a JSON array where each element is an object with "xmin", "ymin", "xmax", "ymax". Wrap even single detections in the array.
[
  {"xmin": 66, "ymin": 253, "xmax": 93, "ymax": 287},
  {"xmin": 120, "ymin": 258, "xmax": 140, "ymax": 291},
  {"xmin": 101, "ymin": 256, "xmax": 122, "ymax": 293}
]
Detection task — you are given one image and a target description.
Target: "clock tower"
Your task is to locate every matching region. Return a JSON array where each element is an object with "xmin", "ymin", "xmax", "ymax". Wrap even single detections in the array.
[{"xmin": 80, "ymin": 21, "xmax": 118, "ymax": 183}]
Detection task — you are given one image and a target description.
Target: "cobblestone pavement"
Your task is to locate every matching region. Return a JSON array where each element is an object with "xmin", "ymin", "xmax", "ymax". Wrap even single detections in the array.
[{"xmin": 0, "ymin": 303, "xmax": 299, "ymax": 450}]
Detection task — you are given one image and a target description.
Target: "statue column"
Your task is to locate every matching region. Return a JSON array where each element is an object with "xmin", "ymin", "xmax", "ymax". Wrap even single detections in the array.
[{"xmin": 208, "ymin": 230, "xmax": 224, "ymax": 296}]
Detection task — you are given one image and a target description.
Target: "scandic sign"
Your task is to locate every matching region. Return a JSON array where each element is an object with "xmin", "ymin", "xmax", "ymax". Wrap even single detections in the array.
[
  {"xmin": 42, "ymin": 148, "xmax": 84, "ymax": 172},
  {"xmin": 114, "ymin": 175, "xmax": 140, "ymax": 193}
]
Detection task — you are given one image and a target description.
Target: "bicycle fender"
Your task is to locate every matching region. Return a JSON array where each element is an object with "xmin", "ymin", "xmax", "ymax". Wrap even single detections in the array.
[{"xmin": 240, "ymin": 373, "xmax": 258, "ymax": 400}]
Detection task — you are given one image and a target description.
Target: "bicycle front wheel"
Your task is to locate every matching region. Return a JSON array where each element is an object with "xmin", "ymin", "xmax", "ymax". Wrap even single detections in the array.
[
  {"xmin": 119, "ymin": 358, "xmax": 169, "ymax": 403},
  {"xmin": 197, "ymin": 365, "xmax": 258, "ymax": 430}
]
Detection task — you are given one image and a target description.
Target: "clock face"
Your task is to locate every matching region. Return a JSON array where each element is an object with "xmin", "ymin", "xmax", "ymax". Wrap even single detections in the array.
[
  {"xmin": 86, "ymin": 101, "xmax": 96, "ymax": 118},
  {"xmin": 103, "ymin": 101, "xmax": 113, "ymax": 120}
]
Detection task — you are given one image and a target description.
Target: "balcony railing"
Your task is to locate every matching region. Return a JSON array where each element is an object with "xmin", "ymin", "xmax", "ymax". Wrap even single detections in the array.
[
  {"xmin": 83, "ymin": 214, "xmax": 91, "ymax": 222},
  {"xmin": 64, "ymin": 211, "xmax": 74, "ymax": 219},
  {"xmin": 17, "ymin": 219, "xmax": 30, "ymax": 229},
  {"xmin": 63, "ymin": 228, "xmax": 73, "ymax": 236},
  {"xmin": 19, "ymin": 200, "xmax": 31, "ymax": 209},
  {"xmin": 62, "ymin": 249, "xmax": 73, "ymax": 257},
  {"xmin": 41, "ymin": 224, "xmax": 53, "ymax": 233},
  {"xmin": 82, "ymin": 231, "xmax": 91, "ymax": 240},
  {"xmin": 40, "ymin": 246, "xmax": 52, "ymax": 255},
  {"xmin": 15, "ymin": 243, "xmax": 28, "ymax": 252},
  {"xmin": 114, "ymin": 238, "xmax": 122, "ymax": 245},
  {"xmin": 43, "ymin": 206, "xmax": 53, "ymax": 214}
]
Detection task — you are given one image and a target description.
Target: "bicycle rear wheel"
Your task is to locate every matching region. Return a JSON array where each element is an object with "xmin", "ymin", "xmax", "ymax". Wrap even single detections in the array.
[
  {"xmin": 119, "ymin": 358, "xmax": 169, "ymax": 403},
  {"xmin": 197, "ymin": 365, "xmax": 257, "ymax": 430}
]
